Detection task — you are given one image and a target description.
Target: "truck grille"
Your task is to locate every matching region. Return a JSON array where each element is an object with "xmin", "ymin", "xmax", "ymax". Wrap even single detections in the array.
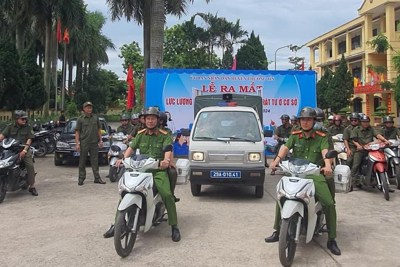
[{"xmin": 208, "ymin": 151, "xmax": 244, "ymax": 163}]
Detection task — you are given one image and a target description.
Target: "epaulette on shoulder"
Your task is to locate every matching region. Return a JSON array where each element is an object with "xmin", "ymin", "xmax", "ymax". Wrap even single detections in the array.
[
  {"xmin": 291, "ymin": 130, "xmax": 302, "ymax": 135},
  {"xmin": 315, "ymin": 130, "xmax": 326, "ymax": 137},
  {"xmin": 159, "ymin": 129, "xmax": 168, "ymax": 135},
  {"xmin": 137, "ymin": 129, "xmax": 146, "ymax": 134}
]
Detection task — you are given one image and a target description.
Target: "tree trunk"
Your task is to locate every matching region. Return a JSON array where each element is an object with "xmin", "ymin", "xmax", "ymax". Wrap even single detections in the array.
[
  {"xmin": 51, "ymin": 25, "xmax": 58, "ymax": 112},
  {"xmin": 143, "ymin": 0, "xmax": 152, "ymax": 105},
  {"xmin": 15, "ymin": 25, "xmax": 24, "ymax": 55},
  {"xmin": 150, "ymin": 0, "xmax": 164, "ymax": 69},
  {"xmin": 42, "ymin": 18, "xmax": 52, "ymax": 116},
  {"xmin": 68, "ymin": 48, "xmax": 73, "ymax": 97},
  {"xmin": 76, "ymin": 60, "xmax": 83, "ymax": 93}
]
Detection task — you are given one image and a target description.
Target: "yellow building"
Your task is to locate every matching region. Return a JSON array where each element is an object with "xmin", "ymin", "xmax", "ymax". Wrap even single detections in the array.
[{"xmin": 306, "ymin": 0, "xmax": 400, "ymax": 123}]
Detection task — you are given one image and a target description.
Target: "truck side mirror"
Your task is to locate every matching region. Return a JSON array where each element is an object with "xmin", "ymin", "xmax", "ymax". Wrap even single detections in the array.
[{"xmin": 264, "ymin": 130, "xmax": 273, "ymax": 137}]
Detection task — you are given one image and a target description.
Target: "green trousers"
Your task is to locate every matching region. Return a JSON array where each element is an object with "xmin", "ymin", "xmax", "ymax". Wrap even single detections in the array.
[
  {"xmin": 23, "ymin": 150, "xmax": 36, "ymax": 186},
  {"xmin": 350, "ymin": 151, "xmax": 368, "ymax": 184},
  {"xmin": 78, "ymin": 142, "xmax": 100, "ymax": 180},
  {"xmin": 273, "ymin": 174, "xmax": 337, "ymax": 239},
  {"xmin": 153, "ymin": 170, "xmax": 178, "ymax": 226}
]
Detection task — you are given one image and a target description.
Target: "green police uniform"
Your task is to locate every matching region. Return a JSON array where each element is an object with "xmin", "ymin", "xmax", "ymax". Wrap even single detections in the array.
[
  {"xmin": 2, "ymin": 122, "xmax": 36, "ymax": 185},
  {"xmin": 76, "ymin": 113, "xmax": 102, "ymax": 181},
  {"xmin": 273, "ymin": 129, "xmax": 337, "ymax": 240},
  {"xmin": 116, "ymin": 123, "xmax": 135, "ymax": 135},
  {"xmin": 129, "ymin": 128, "xmax": 177, "ymax": 226},
  {"xmin": 328, "ymin": 125, "xmax": 345, "ymax": 136},
  {"xmin": 380, "ymin": 126, "xmax": 400, "ymax": 140},
  {"xmin": 343, "ymin": 124, "xmax": 358, "ymax": 169},
  {"xmin": 350, "ymin": 126, "xmax": 380, "ymax": 181}
]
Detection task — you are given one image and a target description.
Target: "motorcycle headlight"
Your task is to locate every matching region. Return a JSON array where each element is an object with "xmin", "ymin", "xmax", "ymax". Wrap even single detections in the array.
[
  {"xmin": 56, "ymin": 141, "xmax": 70, "ymax": 149},
  {"xmin": 103, "ymin": 141, "xmax": 110, "ymax": 147},
  {"xmin": 108, "ymin": 150, "xmax": 119, "ymax": 157},
  {"xmin": 192, "ymin": 152, "xmax": 204, "ymax": 161},
  {"xmin": 248, "ymin": 152, "xmax": 261, "ymax": 161}
]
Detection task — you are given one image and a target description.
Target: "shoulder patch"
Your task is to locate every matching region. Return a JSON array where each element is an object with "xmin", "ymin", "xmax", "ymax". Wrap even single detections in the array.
[
  {"xmin": 315, "ymin": 131, "xmax": 326, "ymax": 137},
  {"xmin": 159, "ymin": 129, "xmax": 168, "ymax": 135},
  {"xmin": 291, "ymin": 130, "xmax": 302, "ymax": 135},
  {"xmin": 137, "ymin": 129, "xmax": 146, "ymax": 134}
]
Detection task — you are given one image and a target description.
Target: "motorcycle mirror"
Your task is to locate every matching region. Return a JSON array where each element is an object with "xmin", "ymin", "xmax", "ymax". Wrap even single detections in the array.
[
  {"xmin": 325, "ymin": 150, "xmax": 338, "ymax": 159},
  {"xmin": 163, "ymin": 144, "xmax": 173, "ymax": 152}
]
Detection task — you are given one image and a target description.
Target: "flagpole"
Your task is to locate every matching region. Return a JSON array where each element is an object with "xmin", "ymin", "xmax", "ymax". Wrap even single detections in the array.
[
  {"xmin": 61, "ymin": 42, "xmax": 67, "ymax": 110},
  {"xmin": 54, "ymin": 33, "xmax": 58, "ymax": 113}
]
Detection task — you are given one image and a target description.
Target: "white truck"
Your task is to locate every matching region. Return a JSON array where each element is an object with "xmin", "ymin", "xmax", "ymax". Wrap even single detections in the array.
[{"xmin": 189, "ymin": 94, "xmax": 270, "ymax": 198}]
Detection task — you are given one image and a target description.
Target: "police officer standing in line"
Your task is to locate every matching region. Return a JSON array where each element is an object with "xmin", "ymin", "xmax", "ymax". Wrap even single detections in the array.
[
  {"xmin": 327, "ymin": 115, "xmax": 334, "ymax": 127},
  {"xmin": 116, "ymin": 114, "xmax": 135, "ymax": 142},
  {"xmin": 328, "ymin": 115, "xmax": 345, "ymax": 136},
  {"xmin": 380, "ymin": 116, "xmax": 400, "ymax": 140},
  {"xmin": 265, "ymin": 107, "xmax": 341, "ymax": 256},
  {"xmin": 290, "ymin": 115, "xmax": 300, "ymax": 131},
  {"xmin": 273, "ymin": 114, "xmax": 292, "ymax": 155},
  {"xmin": 0, "ymin": 110, "xmax": 38, "ymax": 196},
  {"xmin": 350, "ymin": 115, "xmax": 390, "ymax": 188},
  {"xmin": 104, "ymin": 107, "xmax": 181, "ymax": 241},
  {"xmin": 75, "ymin": 101, "xmax": 106, "ymax": 185},
  {"xmin": 343, "ymin": 113, "xmax": 360, "ymax": 176}
]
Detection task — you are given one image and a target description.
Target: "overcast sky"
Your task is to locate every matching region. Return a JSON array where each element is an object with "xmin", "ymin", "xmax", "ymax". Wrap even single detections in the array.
[{"xmin": 86, "ymin": 0, "xmax": 363, "ymax": 78}]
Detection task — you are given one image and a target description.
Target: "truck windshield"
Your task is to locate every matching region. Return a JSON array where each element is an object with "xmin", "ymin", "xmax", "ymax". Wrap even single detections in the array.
[{"xmin": 192, "ymin": 111, "xmax": 261, "ymax": 142}]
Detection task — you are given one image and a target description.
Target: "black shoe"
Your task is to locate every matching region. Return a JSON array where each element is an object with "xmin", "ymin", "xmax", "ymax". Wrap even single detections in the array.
[
  {"xmin": 78, "ymin": 179, "xmax": 84, "ymax": 186},
  {"xmin": 174, "ymin": 196, "xmax": 180, "ymax": 202},
  {"xmin": 264, "ymin": 231, "xmax": 279, "ymax": 243},
  {"xmin": 28, "ymin": 187, "xmax": 38, "ymax": 196},
  {"xmin": 171, "ymin": 226, "xmax": 181, "ymax": 242},
  {"xmin": 327, "ymin": 239, "xmax": 341, "ymax": 255},
  {"xmin": 103, "ymin": 224, "xmax": 114, "ymax": 238},
  {"xmin": 94, "ymin": 178, "xmax": 106, "ymax": 184}
]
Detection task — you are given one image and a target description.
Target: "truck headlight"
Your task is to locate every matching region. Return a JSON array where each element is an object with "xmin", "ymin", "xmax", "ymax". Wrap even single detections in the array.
[
  {"xmin": 192, "ymin": 152, "xmax": 204, "ymax": 161},
  {"xmin": 248, "ymin": 152, "xmax": 261, "ymax": 161},
  {"xmin": 56, "ymin": 141, "xmax": 70, "ymax": 149}
]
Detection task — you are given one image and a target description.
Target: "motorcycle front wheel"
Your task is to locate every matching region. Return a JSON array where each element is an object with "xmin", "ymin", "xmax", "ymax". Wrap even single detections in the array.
[
  {"xmin": 279, "ymin": 214, "xmax": 299, "ymax": 267},
  {"xmin": 379, "ymin": 172, "xmax": 390, "ymax": 201},
  {"xmin": 32, "ymin": 141, "xmax": 47, "ymax": 157},
  {"xmin": 114, "ymin": 206, "xmax": 140, "ymax": 258},
  {"xmin": 0, "ymin": 178, "xmax": 7, "ymax": 203}
]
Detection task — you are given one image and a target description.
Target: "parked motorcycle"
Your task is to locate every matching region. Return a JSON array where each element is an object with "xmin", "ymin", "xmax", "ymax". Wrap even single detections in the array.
[
  {"xmin": 108, "ymin": 132, "xmax": 128, "ymax": 182},
  {"xmin": 332, "ymin": 134, "xmax": 347, "ymax": 165},
  {"xmin": 385, "ymin": 139, "xmax": 400, "ymax": 189},
  {"xmin": 31, "ymin": 130, "xmax": 49, "ymax": 157},
  {"xmin": 0, "ymin": 138, "xmax": 35, "ymax": 203},
  {"xmin": 276, "ymin": 151, "xmax": 337, "ymax": 267},
  {"xmin": 114, "ymin": 150, "xmax": 171, "ymax": 258},
  {"xmin": 358, "ymin": 142, "xmax": 391, "ymax": 201}
]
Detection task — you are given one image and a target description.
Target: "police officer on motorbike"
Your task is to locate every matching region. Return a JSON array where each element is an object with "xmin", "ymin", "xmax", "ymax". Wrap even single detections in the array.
[
  {"xmin": 381, "ymin": 116, "xmax": 400, "ymax": 140},
  {"xmin": 274, "ymin": 114, "xmax": 292, "ymax": 155},
  {"xmin": 0, "ymin": 110, "xmax": 38, "ymax": 196},
  {"xmin": 265, "ymin": 107, "xmax": 341, "ymax": 256},
  {"xmin": 343, "ymin": 113, "xmax": 360, "ymax": 174},
  {"xmin": 116, "ymin": 114, "xmax": 135, "ymax": 141},
  {"xmin": 328, "ymin": 115, "xmax": 345, "ymax": 136}
]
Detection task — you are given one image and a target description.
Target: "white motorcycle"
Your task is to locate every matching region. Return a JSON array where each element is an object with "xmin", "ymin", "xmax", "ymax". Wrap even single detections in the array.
[
  {"xmin": 385, "ymin": 139, "xmax": 400, "ymax": 189},
  {"xmin": 276, "ymin": 151, "xmax": 337, "ymax": 266},
  {"xmin": 114, "ymin": 154, "xmax": 167, "ymax": 258},
  {"xmin": 108, "ymin": 132, "xmax": 128, "ymax": 182},
  {"xmin": 332, "ymin": 134, "xmax": 347, "ymax": 165}
]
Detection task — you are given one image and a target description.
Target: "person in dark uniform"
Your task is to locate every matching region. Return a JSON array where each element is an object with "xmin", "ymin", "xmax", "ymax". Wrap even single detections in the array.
[
  {"xmin": 343, "ymin": 112, "xmax": 360, "ymax": 174},
  {"xmin": 380, "ymin": 116, "xmax": 400, "ymax": 140},
  {"xmin": 58, "ymin": 110, "xmax": 66, "ymax": 127},
  {"xmin": 328, "ymin": 115, "xmax": 345, "ymax": 136},
  {"xmin": 264, "ymin": 107, "xmax": 341, "ymax": 256},
  {"xmin": 116, "ymin": 114, "xmax": 135, "ymax": 143},
  {"xmin": 75, "ymin": 101, "xmax": 106, "ymax": 185},
  {"xmin": 290, "ymin": 115, "xmax": 300, "ymax": 131},
  {"xmin": 274, "ymin": 114, "xmax": 292, "ymax": 156},
  {"xmin": 0, "ymin": 110, "xmax": 38, "ymax": 196},
  {"xmin": 103, "ymin": 107, "xmax": 181, "ymax": 242},
  {"xmin": 350, "ymin": 115, "xmax": 390, "ymax": 187}
]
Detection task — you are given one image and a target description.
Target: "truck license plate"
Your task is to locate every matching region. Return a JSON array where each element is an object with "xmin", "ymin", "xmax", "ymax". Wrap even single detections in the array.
[
  {"xmin": 210, "ymin": 170, "xmax": 241, "ymax": 179},
  {"xmin": 73, "ymin": 152, "xmax": 80, "ymax": 157}
]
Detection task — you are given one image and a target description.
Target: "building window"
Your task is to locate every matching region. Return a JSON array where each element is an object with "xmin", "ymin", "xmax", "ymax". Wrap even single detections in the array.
[
  {"xmin": 353, "ymin": 98, "xmax": 362, "ymax": 113},
  {"xmin": 372, "ymin": 28, "xmax": 378, "ymax": 36},
  {"xmin": 396, "ymin": 20, "xmax": 399, "ymax": 31},
  {"xmin": 351, "ymin": 35, "xmax": 361, "ymax": 49},
  {"xmin": 329, "ymin": 49, "xmax": 332, "ymax": 58},
  {"xmin": 338, "ymin": 41, "xmax": 346, "ymax": 54},
  {"xmin": 374, "ymin": 96, "xmax": 382, "ymax": 112}
]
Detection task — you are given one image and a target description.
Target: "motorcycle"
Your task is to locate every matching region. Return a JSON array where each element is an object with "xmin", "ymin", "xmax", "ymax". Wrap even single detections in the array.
[
  {"xmin": 31, "ymin": 130, "xmax": 49, "ymax": 157},
  {"xmin": 358, "ymin": 142, "xmax": 392, "ymax": 201},
  {"xmin": 108, "ymin": 132, "xmax": 128, "ymax": 182},
  {"xmin": 385, "ymin": 139, "xmax": 400, "ymax": 189},
  {"xmin": 332, "ymin": 134, "xmax": 347, "ymax": 165},
  {"xmin": 276, "ymin": 150, "xmax": 337, "ymax": 267},
  {"xmin": 0, "ymin": 138, "xmax": 35, "ymax": 203},
  {"xmin": 114, "ymin": 147, "xmax": 172, "ymax": 257}
]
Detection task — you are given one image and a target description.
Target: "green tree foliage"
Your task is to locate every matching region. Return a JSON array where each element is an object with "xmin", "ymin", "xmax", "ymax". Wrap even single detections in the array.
[
  {"xmin": 164, "ymin": 22, "xmax": 218, "ymax": 68},
  {"xmin": 325, "ymin": 55, "xmax": 353, "ymax": 113},
  {"xmin": 119, "ymin": 42, "xmax": 144, "ymax": 76},
  {"xmin": 236, "ymin": 31, "xmax": 268, "ymax": 70},
  {"xmin": 0, "ymin": 39, "xmax": 24, "ymax": 110},
  {"xmin": 20, "ymin": 47, "xmax": 47, "ymax": 110},
  {"xmin": 221, "ymin": 48, "xmax": 234, "ymax": 69},
  {"xmin": 316, "ymin": 67, "xmax": 333, "ymax": 109}
]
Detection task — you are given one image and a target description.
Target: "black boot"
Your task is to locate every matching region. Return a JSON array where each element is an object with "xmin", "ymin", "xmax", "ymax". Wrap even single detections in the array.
[
  {"xmin": 171, "ymin": 226, "xmax": 181, "ymax": 242},
  {"xmin": 103, "ymin": 224, "xmax": 115, "ymax": 238},
  {"xmin": 327, "ymin": 239, "xmax": 341, "ymax": 255},
  {"xmin": 264, "ymin": 231, "xmax": 279, "ymax": 243},
  {"xmin": 174, "ymin": 195, "xmax": 180, "ymax": 202}
]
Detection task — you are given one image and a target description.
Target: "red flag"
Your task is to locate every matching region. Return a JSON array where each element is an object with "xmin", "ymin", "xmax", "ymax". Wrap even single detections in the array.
[
  {"xmin": 63, "ymin": 29, "xmax": 70, "ymax": 44},
  {"xmin": 56, "ymin": 18, "xmax": 62, "ymax": 43},
  {"xmin": 299, "ymin": 60, "xmax": 305, "ymax": 71},
  {"xmin": 140, "ymin": 80, "xmax": 144, "ymax": 103},
  {"xmin": 126, "ymin": 65, "xmax": 135, "ymax": 109},
  {"xmin": 231, "ymin": 55, "xmax": 237, "ymax": 70}
]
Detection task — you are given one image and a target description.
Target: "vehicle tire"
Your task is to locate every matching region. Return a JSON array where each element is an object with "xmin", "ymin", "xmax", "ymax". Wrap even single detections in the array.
[
  {"xmin": 46, "ymin": 141, "xmax": 56, "ymax": 154},
  {"xmin": 279, "ymin": 214, "xmax": 299, "ymax": 267},
  {"xmin": 379, "ymin": 172, "xmax": 390, "ymax": 201},
  {"xmin": 109, "ymin": 167, "xmax": 118, "ymax": 182},
  {"xmin": 54, "ymin": 156, "xmax": 62, "ymax": 166},
  {"xmin": 32, "ymin": 141, "xmax": 47, "ymax": 157},
  {"xmin": 190, "ymin": 182, "xmax": 201, "ymax": 196},
  {"xmin": 0, "ymin": 178, "xmax": 7, "ymax": 203},
  {"xmin": 114, "ymin": 206, "xmax": 140, "ymax": 258},
  {"xmin": 255, "ymin": 185, "xmax": 264, "ymax": 198},
  {"xmin": 394, "ymin": 165, "xmax": 400, "ymax": 190}
]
